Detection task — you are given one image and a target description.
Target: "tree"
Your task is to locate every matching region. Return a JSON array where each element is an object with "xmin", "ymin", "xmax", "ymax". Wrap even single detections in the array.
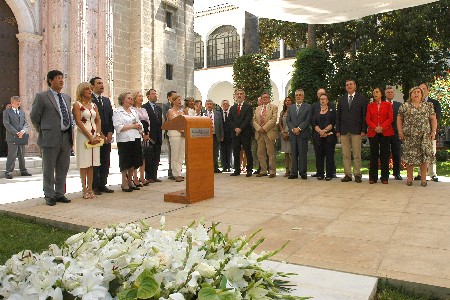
[
  {"xmin": 429, "ymin": 70, "xmax": 450, "ymax": 139},
  {"xmin": 232, "ymin": 53, "xmax": 271, "ymax": 107}
]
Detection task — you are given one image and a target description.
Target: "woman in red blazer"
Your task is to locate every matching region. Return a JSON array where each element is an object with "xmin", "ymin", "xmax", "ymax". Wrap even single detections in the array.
[{"xmin": 366, "ymin": 87, "xmax": 394, "ymax": 184}]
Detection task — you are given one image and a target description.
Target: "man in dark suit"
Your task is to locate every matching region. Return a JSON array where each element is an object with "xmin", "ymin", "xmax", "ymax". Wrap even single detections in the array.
[
  {"xmin": 90, "ymin": 77, "xmax": 115, "ymax": 195},
  {"xmin": 3, "ymin": 96, "xmax": 32, "ymax": 179},
  {"xmin": 286, "ymin": 89, "xmax": 312, "ymax": 179},
  {"xmin": 205, "ymin": 99, "xmax": 224, "ymax": 173},
  {"xmin": 414, "ymin": 83, "xmax": 442, "ymax": 182},
  {"xmin": 30, "ymin": 70, "xmax": 73, "ymax": 206},
  {"xmin": 220, "ymin": 99, "xmax": 233, "ymax": 172},
  {"xmin": 228, "ymin": 88, "xmax": 253, "ymax": 177},
  {"xmin": 143, "ymin": 88, "xmax": 163, "ymax": 183},
  {"xmin": 385, "ymin": 86, "xmax": 402, "ymax": 180},
  {"xmin": 336, "ymin": 79, "xmax": 367, "ymax": 183}
]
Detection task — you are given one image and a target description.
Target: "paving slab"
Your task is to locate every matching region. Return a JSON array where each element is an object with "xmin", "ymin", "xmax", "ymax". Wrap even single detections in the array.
[{"xmin": 2, "ymin": 149, "xmax": 450, "ymax": 298}]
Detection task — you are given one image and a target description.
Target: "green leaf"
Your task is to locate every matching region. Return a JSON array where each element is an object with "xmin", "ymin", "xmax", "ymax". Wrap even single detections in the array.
[
  {"xmin": 135, "ymin": 269, "xmax": 160, "ymax": 299},
  {"xmin": 198, "ymin": 284, "xmax": 238, "ymax": 300},
  {"xmin": 118, "ymin": 288, "xmax": 138, "ymax": 300}
]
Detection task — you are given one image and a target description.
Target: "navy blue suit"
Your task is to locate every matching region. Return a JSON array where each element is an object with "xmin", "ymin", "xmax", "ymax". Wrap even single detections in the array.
[
  {"xmin": 228, "ymin": 102, "xmax": 253, "ymax": 173},
  {"xmin": 143, "ymin": 102, "xmax": 163, "ymax": 180}
]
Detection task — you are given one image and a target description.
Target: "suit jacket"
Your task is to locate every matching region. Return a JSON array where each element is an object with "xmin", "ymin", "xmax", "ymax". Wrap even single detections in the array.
[
  {"xmin": 91, "ymin": 94, "xmax": 114, "ymax": 136},
  {"xmin": 228, "ymin": 101, "xmax": 253, "ymax": 139},
  {"xmin": 426, "ymin": 97, "xmax": 441, "ymax": 141},
  {"xmin": 390, "ymin": 100, "xmax": 401, "ymax": 135},
  {"xmin": 206, "ymin": 109, "xmax": 224, "ymax": 142},
  {"xmin": 286, "ymin": 102, "xmax": 312, "ymax": 138},
  {"xmin": 253, "ymin": 103, "xmax": 278, "ymax": 140},
  {"xmin": 222, "ymin": 109, "xmax": 233, "ymax": 141},
  {"xmin": 30, "ymin": 90, "xmax": 73, "ymax": 147},
  {"xmin": 366, "ymin": 101, "xmax": 394, "ymax": 137},
  {"xmin": 143, "ymin": 102, "xmax": 163, "ymax": 145},
  {"xmin": 2, "ymin": 108, "xmax": 29, "ymax": 142},
  {"xmin": 336, "ymin": 93, "xmax": 367, "ymax": 134}
]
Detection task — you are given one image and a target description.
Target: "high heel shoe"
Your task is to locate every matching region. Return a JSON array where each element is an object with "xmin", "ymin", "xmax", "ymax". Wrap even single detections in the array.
[
  {"xmin": 140, "ymin": 179, "xmax": 150, "ymax": 186},
  {"xmin": 421, "ymin": 181, "xmax": 427, "ymax": 187},
  {"xmin": 121, "ymin": 185, "xmax": 132, "ymax": 192},
  {"xmin": 88, "ymin": 191, "xmax": 96, "ymax": 199},
  {"xmin": 129, "ymin": 184, "xmax": 140, "ymax": 190}
]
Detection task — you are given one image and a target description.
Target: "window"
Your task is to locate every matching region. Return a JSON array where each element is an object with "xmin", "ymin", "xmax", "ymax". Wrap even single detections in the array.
[
  {"xmin": 166, "ymin": 11, "xmax": 173, "ymax": 29},
  {"xmin": 207, "ymin": 25, "xmax": 240, "ymax": 67},
  {"xmin": 194, "ymin": 33, "xmax": 204, "ymax": 69},
  {"xmin": 166, "ymin": 64, "xmax": 173, "ymax": 80}
]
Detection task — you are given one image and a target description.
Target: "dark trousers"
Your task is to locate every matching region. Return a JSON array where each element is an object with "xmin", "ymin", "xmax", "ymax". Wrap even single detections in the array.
[
  {"xmin": 145, "ymin": 143, "xmax": 161, "ymax": 180},
  {"xmin": 290, "ymin": 133, "xmax": 308, "ymax": 176},
  {"xmin": 5, "ymin": 142, "xmax": 27, "ymax": 173},
  {"xmin": 93, "ymin": 143, "xmax": 111, "ymax": 189},
  {"xmin": 390, "ymin": 135, "xmax": 401, "ymax": 176},
  {"xmin": 369, "ymin": 134, "xmax": 391, "ymax": 181},
  {"xmin": 315, "ymin": 137, "xmax": 336, "ymax": 178},
  {"xmin": 220, "ymin": 139, "xmax": 233, "ymax": 169},
  {"xmin": 232, "ymin": 134, "xmax": 253, "ymax": 173},
  {"xmin": 213, "ymin": 135, "xmax": 220, "ymax": 170}
]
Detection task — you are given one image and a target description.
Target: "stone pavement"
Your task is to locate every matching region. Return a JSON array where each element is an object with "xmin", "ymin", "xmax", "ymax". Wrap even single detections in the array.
[{"xmin": 1, "ymin": 150, "xmax": 450, "ymax": 298}]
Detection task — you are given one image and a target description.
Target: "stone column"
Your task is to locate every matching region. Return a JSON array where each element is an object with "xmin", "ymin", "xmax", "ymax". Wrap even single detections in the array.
[
  {"xmin": 202, "ymin": 36, "xmax": 207, "ymax": 69},
  {"xmin": 16, "ymin": 32, "xmax": 43, "ymax": 156},
  {"xmin": 279, "ymin": 39, "xmax": 285, "ymax": 59}
]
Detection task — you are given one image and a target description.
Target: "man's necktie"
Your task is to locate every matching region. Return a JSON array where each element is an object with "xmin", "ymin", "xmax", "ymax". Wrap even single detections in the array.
[
  {"xmin": 224, "ymin": 111, "xmax": 227, "ymax": 122},
  {"xmin": 57, "ymin": 93, "xmax": 70, "ymax": 127},
  {"xmin": 237, "ymin": 104, "xmax": 241, "ymax": 116},
  {"xmin": 97, "ymin": 95, "xmax": 103, "ymax": 111},
  {"xmin": 296, "ymin": 104, "xmax": 300, "ymax": 114},
  {"xmin": 209, "ymin": 111, "xmax": 214, "ymax": 131},
  {"xmin": 348, "ymin": 95, "xmax": 353, "ymax": 107},
  {"xmin": 261, "ymin": 105, "xmax": 266, "ymax": 126}
]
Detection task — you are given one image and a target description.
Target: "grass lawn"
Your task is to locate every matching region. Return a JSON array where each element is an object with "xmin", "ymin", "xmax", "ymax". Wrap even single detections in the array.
[{"xmin": 0, "ymin": 214, "xmax": 77, "ymax": 265}]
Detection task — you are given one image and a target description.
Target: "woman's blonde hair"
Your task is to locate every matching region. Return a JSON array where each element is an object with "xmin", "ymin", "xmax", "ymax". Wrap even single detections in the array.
[
  {"xmin": 131, "ymin": 91, "xmax": 142, "ymax": 106},
  {"xmin": 171, "ymin": 94, "xmax": 181, "ymax": 107},
  {"xmin": 118, "ymin": 92, "xmax": 131, "ymax": 106},
  {"xmin": 408, "ymin": 86, "xmax": 425, "ymax": 102},
  {"xmin": 76, "ymin": 82, "xmax": 91, "ymax": 103}
]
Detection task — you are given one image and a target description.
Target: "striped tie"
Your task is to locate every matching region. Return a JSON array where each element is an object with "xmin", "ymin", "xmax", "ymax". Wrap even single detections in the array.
[
  {"xmin": 57, "ymin": 93, "xmax": 70, "ymax": 127},
  {"xmin": 261, "ymin": 105, "xmax": 266, "ymax": 126}
]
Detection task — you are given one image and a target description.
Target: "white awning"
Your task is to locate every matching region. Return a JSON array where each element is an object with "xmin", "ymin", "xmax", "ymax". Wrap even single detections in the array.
[{"xmin": 223, "ymin": 0, "xmax": 439, "ymax": 24}]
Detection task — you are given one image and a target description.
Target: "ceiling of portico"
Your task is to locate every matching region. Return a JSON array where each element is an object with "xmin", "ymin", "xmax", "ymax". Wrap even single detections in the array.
[{"xmin": 195, "ymin": 0, "xmax": 438, "ymax": 24}]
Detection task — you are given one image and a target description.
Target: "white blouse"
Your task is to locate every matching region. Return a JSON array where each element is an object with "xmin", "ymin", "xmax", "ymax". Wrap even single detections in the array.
[{"xmin": 113, "ymin": 106, "xmax": 143, "ymax": 142}]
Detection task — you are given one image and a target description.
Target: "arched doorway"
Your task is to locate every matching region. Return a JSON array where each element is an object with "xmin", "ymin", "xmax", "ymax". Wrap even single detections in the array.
[
  {"xmin": 207, "ymin": 81, "xmax": 234, "ymax": 105},
  {"xmin": 0, "ymin": 0, "xmax": 19, "ymax": 157}
]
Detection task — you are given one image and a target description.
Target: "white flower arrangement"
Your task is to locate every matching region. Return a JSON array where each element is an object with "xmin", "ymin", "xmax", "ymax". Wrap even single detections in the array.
[{"xmin": 0, "ymin": 218, "xmax": 310, "ymax": 300}]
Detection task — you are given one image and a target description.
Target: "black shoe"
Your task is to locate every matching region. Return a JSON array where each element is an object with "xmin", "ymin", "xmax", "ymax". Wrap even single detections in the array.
[
  {"xmin": 230, "ymin": 172, "xmax": 240, "ymax": 176},
  {"xmin": 325, "ymin": 177, "xmax": 332, "ymax": 181},
  {"xmin": 246, "ymin": 172, "xmax": 252, "ymax": 177},
  {"xmin": 93, "ymin": 188, "xmax": 102, "ymax": 195},
  {"xmin": 130, "ymin": 185, "xmax": 140, "ymax": 190},
  {"xmin": 414, "ymin": 174, "xmax": 421, "ymax": 181},
  {"xmin": 214, "ymin": 169, "xmax": 222, "ymax": 173},
  {"xmin": 56, "ymin": 195, "xmax": 71, "ymax": 203},
  {"xmin": 121, "ymin": 187, "xmax": 133, "ymax": 192},
  {"xmin": 288, "ymin": 175, "xmax": 298, "ymax": 179},
  {"xmin": 45, "ymin": 197, "xmax": 56, "ymax": 206},
  {"xmin": 341, "ymin": 175, "xmax": 352, "ymax": 182},
  {"xmin": 317, "ymin": 176, "xmax": 324, "ymax": 180},
  {"xmin": 100, "ymin": 186, "xmax": 115, "ymax": 193},
  {"xmin": 333, "ymin": 174, "xmax": 338, "ymax": 178},
  {"xmin": 354, "ymin": 175, "xmax": 362, "ymax": 183},
  {"xmin": 394, "ymin": 175, "xmax": 403, "ymax": 180},
  {"xmin": 431, "ymin": 175, "xmax": 439, "ymax": 182},
  {"xmin": 5, "ymin": 173, "xmax": 13, "ymax": 179},
  {"xmin": 168, "ymin": 176, "xmax": 176, "ymax": 180},
  {"xmin": 21, "ymin": 172, "xmax": 32, "ymax": 176},
  {"xmin": 300, "ymin": 175, "xmax": 307, "ymax": 180},
  {"xmin": 311, "ymin": 173, "xmax": 317, "ymax": 177}
]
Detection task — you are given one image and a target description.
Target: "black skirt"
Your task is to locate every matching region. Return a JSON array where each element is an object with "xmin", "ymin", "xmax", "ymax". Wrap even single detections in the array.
[{"xmin": 117, "ymin": 138, "xmax": 143, "ymax": 171}]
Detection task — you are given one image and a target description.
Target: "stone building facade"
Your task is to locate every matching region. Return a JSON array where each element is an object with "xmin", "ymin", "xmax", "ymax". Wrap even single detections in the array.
[{"xmin": 0, "ymin": 0, "xmax": 194, "ymax": 155}]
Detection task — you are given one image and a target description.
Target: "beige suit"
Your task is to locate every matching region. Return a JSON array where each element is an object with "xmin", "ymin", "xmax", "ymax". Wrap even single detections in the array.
[{"xmin": 253, "ymin": 103, "xmax": 278, "ymax": 174}]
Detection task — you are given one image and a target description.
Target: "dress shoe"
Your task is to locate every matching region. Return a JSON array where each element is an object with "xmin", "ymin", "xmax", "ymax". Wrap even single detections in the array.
[
  {"xmin": 253, "ymin": 170, "xmax": 259, "ymax": 175},
  {"xmin": 300, "ymin": 175, "xmax": 307, "ymax": 180},
  {"xmin": 269, "ymin": 174, "xmax": 276, "ymax": 178},
  {"xmin": 369, "ymin": 180, "xmax": 376, "ymax": 184},
  {"xmin": 431, "ymin": 175, "xmax": 439, "ymax": 182},
  {"xmin": 175, "ymin": 176, "xmax": 183, "ymax": 182},
  {"xmin": 354, "ymin": 175, "xmax": 362, "ymax": 183},
  {"xmin": 93, "ymin": 188, "xmax": 102, "ymax": 195},
  {"xmin": 382, "ymin": 180, "xmax": 388, "ymax": 184},
  {"xmin": 130, "ymin": 185, "xmax": 140, "ymax": 190},
  {"xmin": 256, "ymin": 173, "xmax": 268, "ymax": 177},
  {"xmin": 414, "ymin": 174, "xmax": 421, "ymax": 181},
  {"xmin": 121, "ymin": 186, "xmax": 132, "ymax": 192},
  {"xmin": 168, "ymin": 176, "xmax": 176, "ymax": 180},
  {"xmin": 21, "ymin": 171, "xmax": 32, "ymax": 176},
  {"xmin": 45, "ymin": 197, "xmax": 56, "ymax": 206},
  {"xmin": 230, "ymin": 172, "xmax": 240, "ymax": 176},
  {"xmin": 311, "ymin": 173, "xmax": 317, "ymax": 177},
  {"xmin": 5, "ymin": 173, "xmax": 13, "ymax": 179},
  {"xmin": 224, "ymin": 168, "xmax": 231, "ymax": 172},
  {"xmin": 154, "ymin": 178, "xmax": 162, "ymax": 182},
  {"xmin": 246, "ymin": 172, "xmax": 252, "ymax": 177},
  {"xmin": 333, "ymin": 174, "xmax": 338, "ymax": 178},
  {"xmin": 317, "ymin": 176, "xmax": 324, "ymax": 180},
  {"xmin": 325, "ymin": 177, "xmax": 332, "ymax": 181},
  {"xmin": 288, "ymin": 175, "xmax": 298, "ymax": 179},
  {"xmin": 341, "ymin": 175, "xmax": 352, "ymax": 182},
  {"xmin": 100, "ymin": 186, "xmax": 114, "ymax": 193},
  {"xmin": 56, "ymin": 195, "xmax": 71, "ymax": 203},
  {"xmin": 394, "ymin": 175, "xmax": 403, "ymax": 180},
  {"xmin": 214, "ymin": 169, "xmax": 222, "ymax": 173},
  {"xmin": 148, "ymin": 179, "xmax": 155, "ymax": 183}
]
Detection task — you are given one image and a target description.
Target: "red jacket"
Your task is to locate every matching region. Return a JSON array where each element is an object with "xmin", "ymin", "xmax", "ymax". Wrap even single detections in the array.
[{"xmin": 366, "ymin": 101, "xmax": 394, "ymax": 137}]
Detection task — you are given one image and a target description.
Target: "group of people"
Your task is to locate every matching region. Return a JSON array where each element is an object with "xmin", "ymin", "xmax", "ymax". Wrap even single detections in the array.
[{"xmin": 6, "ymin": 69, "xmax": 441, "ymax": 206}]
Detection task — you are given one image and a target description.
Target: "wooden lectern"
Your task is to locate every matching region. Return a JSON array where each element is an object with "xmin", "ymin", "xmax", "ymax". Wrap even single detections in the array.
[{"xmin": 161, "ymin": 115, "xmax": 214, "ymax": 204}]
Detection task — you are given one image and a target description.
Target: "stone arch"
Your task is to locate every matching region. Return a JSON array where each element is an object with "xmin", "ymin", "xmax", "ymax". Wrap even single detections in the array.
[
  {"xmin": 270, "ymin": 79, "xmax": 280, "ymax": 107},
  {"xmin": 4, "ymin": 0, "xmax": 37, "ymax": 33},
  {"xmin": 207, "ymin": 81, "xmax": 234, "ymax": 105},
  {"xmin": 194, "ymin": 85, "xmax": 202, "ymax": 101}
]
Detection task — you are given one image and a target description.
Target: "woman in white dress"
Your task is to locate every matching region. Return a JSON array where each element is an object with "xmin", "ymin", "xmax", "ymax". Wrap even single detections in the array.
[
  {"xmin": 73, "ymin": 82, "xmax": 102, "ymax": 199},
  {"xmin": 167, "ymin": 94, "xmax": 186, "ymax": 182}
]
